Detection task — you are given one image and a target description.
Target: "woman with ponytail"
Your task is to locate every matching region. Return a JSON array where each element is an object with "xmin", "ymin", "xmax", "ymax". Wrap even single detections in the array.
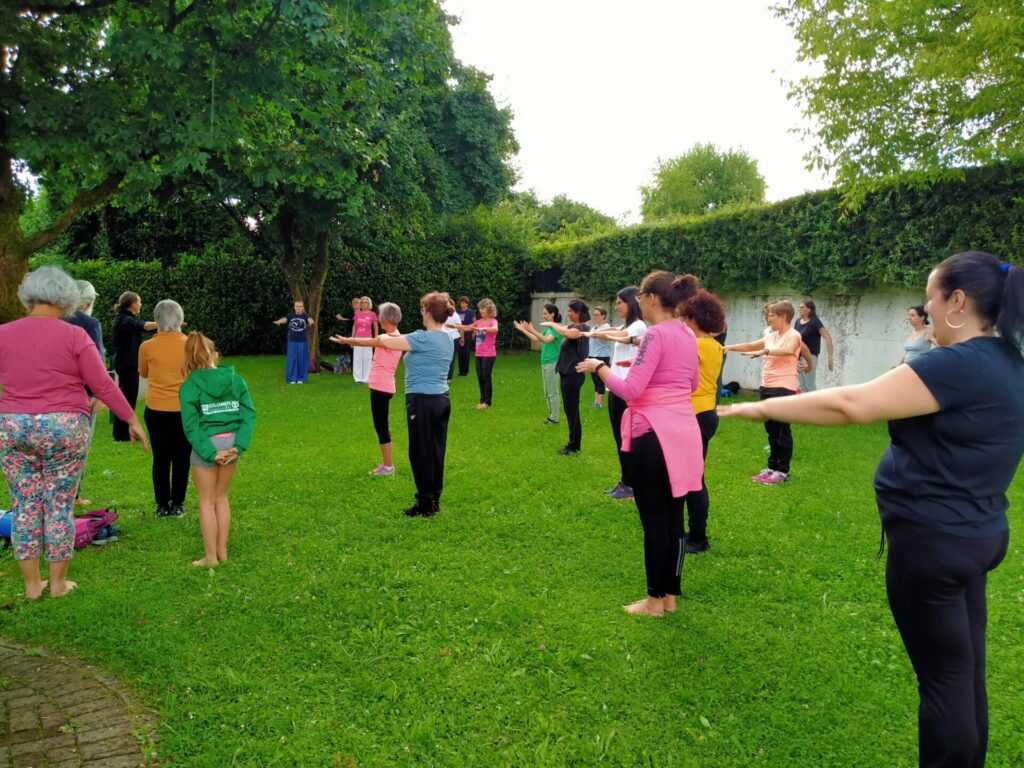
[
  {"xmin": 722, "ymin": 252, "xmax": 1024, "ymax": 767},
  {"xmin": 578, "ymin": 271, "xmax": 704, "ymax": 617}
]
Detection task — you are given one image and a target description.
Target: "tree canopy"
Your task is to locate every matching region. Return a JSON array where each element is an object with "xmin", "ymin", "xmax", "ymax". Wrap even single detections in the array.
[
  {"xmin": 776, "ymin": 0, "xmax": 1024, "ymax": 199},
  {"xmin": 639, "ymin": 143, "xmax": 766, "ymax": 222}
]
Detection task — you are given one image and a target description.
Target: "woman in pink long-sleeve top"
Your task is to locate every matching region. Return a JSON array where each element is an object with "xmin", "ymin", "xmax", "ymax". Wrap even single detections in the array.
[
  {"xmin": 0, "ymin": 267, "xmax": 149, "ymax": 600},
  {"xmin": 578, "ymin": 270, "xmax": 704, "ymax": 617}
]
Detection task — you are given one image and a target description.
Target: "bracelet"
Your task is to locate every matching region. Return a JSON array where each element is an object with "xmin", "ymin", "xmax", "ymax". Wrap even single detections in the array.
[{"xmin": 595, "ymin": 361, "xmax": 607, "ymax": 372}]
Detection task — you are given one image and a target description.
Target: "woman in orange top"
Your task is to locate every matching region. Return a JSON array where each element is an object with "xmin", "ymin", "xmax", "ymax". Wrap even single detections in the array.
[
  {"xmin": 138, "ymin": 300, "xmax": 190, "ymax": 517},
  {"xmin": 724, "ymin": 300, "xmax": 801, "ymax": 484}
]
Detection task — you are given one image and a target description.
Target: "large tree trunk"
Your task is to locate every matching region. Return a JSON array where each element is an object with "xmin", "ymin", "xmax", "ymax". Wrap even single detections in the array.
[
  {"xmin": 305, "ymin": 229, "xmax": 330, "ymax": 367},
  {"xmin": 0, "ymin": 133, "xmax": 27, "ymax": 321}
]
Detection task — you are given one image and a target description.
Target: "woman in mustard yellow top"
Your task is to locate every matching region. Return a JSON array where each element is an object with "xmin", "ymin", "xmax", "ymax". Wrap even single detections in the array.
[
  {"xmin": 138, "ymin": 300, "xmax": 190, "ymax": 517},
  {"xmin": 678, "ymin": 290, "xmax": 726, "ymax": 553}
]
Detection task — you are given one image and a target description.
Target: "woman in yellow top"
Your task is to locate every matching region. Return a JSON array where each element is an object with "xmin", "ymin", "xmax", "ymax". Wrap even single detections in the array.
[
  {"xmin": 138, "ymin": 300, "xmax": 190, "ymax": 517},
  {"xmin": 678, "ymin": 290, "xmax": 726, "ymax": 553}
]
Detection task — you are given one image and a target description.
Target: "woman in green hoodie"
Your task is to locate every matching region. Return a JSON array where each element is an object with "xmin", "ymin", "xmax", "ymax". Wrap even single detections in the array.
[{"xmin": 179, "ymin": 333, "xmax": 256, "ymax": 567}]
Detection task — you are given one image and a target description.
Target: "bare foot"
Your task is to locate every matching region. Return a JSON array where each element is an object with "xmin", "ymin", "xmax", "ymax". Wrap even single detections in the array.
[
  {"xmin": 50, "ymin": 581, "xmax": 78, "ymax": 598},
  {"xmin": 663, "ymin": 596, "xmax": 677, "ymax": 613},
  {"xmin": 622, "ymin": 597, "xmax": 664, "ymax": 617},
  {"xmin": 217, "ymin": 553, "xmax": 229, "ymax": 563},
  {"xmin": 25, "ymin": 579, "xmax": 48, "ymax": 601},
  {"xmin": 74, "ymin": 498, "xmax": 92, "ymax": 507},
  {"xmin": 192, "ymin": 557, "xmax": 219, "ymax": 568}
]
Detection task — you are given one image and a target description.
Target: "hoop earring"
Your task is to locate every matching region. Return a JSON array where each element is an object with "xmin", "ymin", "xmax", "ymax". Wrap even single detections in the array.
[{"xmin": 945, "ymin": 308, "xmax": 967, "ymax": 330}]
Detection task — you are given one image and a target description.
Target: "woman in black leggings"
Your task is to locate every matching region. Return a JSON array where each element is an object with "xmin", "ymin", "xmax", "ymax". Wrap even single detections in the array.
[
  {"xmin": 542, "ymin": 299, "xmax": 590, "ymax": 455},
  {"xmin": 722, "ymin": 251, "xmax": 1024, "ymax": 768}
]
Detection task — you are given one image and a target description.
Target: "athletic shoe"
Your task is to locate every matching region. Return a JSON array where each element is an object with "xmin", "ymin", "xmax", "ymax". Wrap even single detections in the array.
[
  {"xmin": 591, "ymin": 402, "xmax": 603, "ymax": 409},
  {"xmin": 169, "ymin": 503, "xmax": 186, "ymax": 517},
  {"xmin": 610, "ymin": 484, "xmax": 634, "ymax": 500},
  {"xmin": 760, "ymin": 470, "xmax": 789, "ymax": 485},
  {"xmin": 91, "ymin": 528, "xmax": 109, "ymax": 546},
  {"xmin": 421, "ymin": 500, "xmax": 440, "ymax": 518},
  {"xmin": 103, "ymin": 525, "xmax": 119, "ymax": 544},
  {"xmin": 403, "ymin": 504, "xmax": 424, "ymax": 517},
  {"xmin": 372, "ymin": 465, "xmax": 396, "ymax": 477},
  {"xmin": 684, "ymin": 535, "xmax": 710, "ymax": 554},
  {"xmin": 750, "ymin": 469, "xmax": 773, "ymax": 483},
  {"xmin": 604, "ymin": 483, "xmax": 622, "ymax": 495},
  {"xmin": 155, "ymin": 504, "xmax": 172, "ymax": 517},
  {"xmin": 369, "ymin": 463, "xmax": 385, "ymax": 475},
  {"xmin": 543, "ymin": 418, "xmax": 559, "ymax": 425},
  {"xmin": 558, "ymin": 447, "xmax": 579, "ymax": 455}
]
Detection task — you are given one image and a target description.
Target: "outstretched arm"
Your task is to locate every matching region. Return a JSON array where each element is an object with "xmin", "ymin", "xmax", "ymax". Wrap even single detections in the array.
[
  {"xmin": 378, "ymin": 334, "xmax": 413, "ymax": 352},
  {"xmin": 720, "ymin": 366, "xmax": 939, "ymax": 426},
  {"xmin": 542, "ymin": 321, "xmax": 583, "ymax": 339}
]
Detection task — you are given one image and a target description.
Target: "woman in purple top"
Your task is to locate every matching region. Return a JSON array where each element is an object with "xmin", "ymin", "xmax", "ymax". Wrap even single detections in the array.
[{"xmin": 0, "ymin": 268, "xmax": 149, "ymax": 600}]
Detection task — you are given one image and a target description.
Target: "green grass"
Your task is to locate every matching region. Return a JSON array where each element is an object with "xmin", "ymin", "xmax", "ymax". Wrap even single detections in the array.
[{"xmin": 3, "ymin": 353, "xmax": 1023, "ymax": 767}]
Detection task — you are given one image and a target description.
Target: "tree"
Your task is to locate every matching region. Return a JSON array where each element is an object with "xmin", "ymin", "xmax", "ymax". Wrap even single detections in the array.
[
  {"xmin": 639, "ymin": 143, "xmax": 766, "ymax": 221},
  {"xmin": 1, "ymin": 1, "xmax": 332, "ymax": 319},
  {"xmin": 208, "ymin": 10, "xmax": 517, "ymax": 363},
  {"xmin": 775, "ymin": 0, "xmax": 1024, "ymax": 200}
]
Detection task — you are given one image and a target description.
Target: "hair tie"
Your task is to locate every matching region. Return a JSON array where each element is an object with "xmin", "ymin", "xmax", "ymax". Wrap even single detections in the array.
[{"xmin": 1000, "ymin": 262, "xmax": 1011, "ymax": 274}]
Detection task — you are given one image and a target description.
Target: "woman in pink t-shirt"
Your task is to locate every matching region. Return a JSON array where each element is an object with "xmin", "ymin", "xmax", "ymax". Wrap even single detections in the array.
[
  {"xmin": 331, "ymin": 302, "xmax": 402, "ymax": 475},
  {"xmin": 578, "ymin": 270, "xmax": 704, "ymax": 618},
  {"xmin": 448, "ymin": 298, "xmax": 499, "ymax": 409},
  {"xmin": 351, "ymin": 296, "xmax": 379, "ymax": 384},
  {"xmin": 724, "ymin": 300, "xmax": 801, "ymax": 484},
  {"xmin": 0, "ymin": 267, "xmax": 149, "ymax": 600}
]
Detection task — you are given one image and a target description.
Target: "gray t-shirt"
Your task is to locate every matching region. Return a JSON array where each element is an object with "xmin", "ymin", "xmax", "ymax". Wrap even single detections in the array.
[{"xmin": 404, "ymin": 330, "xmax": 453, "ymax": 395}]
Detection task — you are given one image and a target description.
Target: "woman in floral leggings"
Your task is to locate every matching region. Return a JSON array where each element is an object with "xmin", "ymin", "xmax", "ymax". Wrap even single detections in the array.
[{"xmin": 0, "ymin": 267, "xmax": 148, "ymax": 600}]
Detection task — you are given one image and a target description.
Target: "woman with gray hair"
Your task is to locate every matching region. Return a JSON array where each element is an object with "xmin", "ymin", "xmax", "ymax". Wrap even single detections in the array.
[
  {"xmin": 0, "ymin": 267, "xmax": 148, "ymax": 599},
  {"xmin": 330, "ymin": 301, "xmax": 404, "ymax": 475},
  {"xmin": 111, "ymin": 290, "xmax": 157, "ymax": 441},
  {"xmin": 138, "ymin": 300, "xmax": 191, "ymax": 517},
  {"xmin": 63, "ymin": 279, "xmax": 105, "ymax": 506}
]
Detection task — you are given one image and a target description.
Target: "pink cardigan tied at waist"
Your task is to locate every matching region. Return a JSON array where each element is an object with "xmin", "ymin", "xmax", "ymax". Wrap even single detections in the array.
[{"xmin": 619, "ymin": 386, "xmax": 704, "ymax": 498}]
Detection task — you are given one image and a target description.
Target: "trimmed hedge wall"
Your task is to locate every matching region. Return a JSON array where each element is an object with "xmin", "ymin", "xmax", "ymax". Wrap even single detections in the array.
[
  {"xmin": 533, "ymin": 162, "xmax": 1024, "ymax": 296},
  {"xmin": 62, "ymin": 206, "xmax": 536, "ymax": 356}
]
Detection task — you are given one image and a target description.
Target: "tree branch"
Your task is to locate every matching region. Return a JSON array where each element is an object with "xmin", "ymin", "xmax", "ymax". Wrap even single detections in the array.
[
  {"xmin": 20, "ymin": 172, "xmax": 124, "ymax": 256},
  {"xmin": 17, "ymin": 0, "xmax": 121, "ymax": 15},
  {"xmin": 165, "ymin": 0, "xmax": 199, "ymax": 34}
]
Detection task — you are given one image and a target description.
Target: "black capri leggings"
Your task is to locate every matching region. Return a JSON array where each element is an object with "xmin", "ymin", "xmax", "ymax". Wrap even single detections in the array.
[
  {"xmin": 590, "ymin": 356, "xmax": 610, "ymax": 395},
  {"xmin": 682, "ymin": 409, "xmax": 718, "ymax": 543},
  {"xmin": 475, "ymin": 355, "xmax": 495, "ymax": 406},
  {"xmin": 626, "ymin": 431, "xmax": 684, "ymax": 598},
  {"xmin": 370, "ymin": 389, "xmax": 393, "ymax": 445},
  {"xmin": 883, "ymin": 514, "xmax": 1008, "ymax": 768}
]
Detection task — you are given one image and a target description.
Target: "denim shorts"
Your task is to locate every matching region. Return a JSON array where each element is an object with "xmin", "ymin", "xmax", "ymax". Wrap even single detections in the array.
[{"xmin": 190, "ymin": 433, "xmax": 237, "ymax": 468}]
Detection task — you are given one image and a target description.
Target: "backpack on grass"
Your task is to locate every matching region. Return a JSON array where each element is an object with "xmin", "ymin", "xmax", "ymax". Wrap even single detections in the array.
[{"xmin": 74, "ymin": 508, "xmax": 119, "ymax": 549}]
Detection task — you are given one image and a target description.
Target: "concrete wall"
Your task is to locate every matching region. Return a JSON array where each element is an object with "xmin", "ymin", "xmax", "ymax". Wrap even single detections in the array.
[{"xmin": 530, "ymin": 288, "xmax": 927, "ymax": 389}]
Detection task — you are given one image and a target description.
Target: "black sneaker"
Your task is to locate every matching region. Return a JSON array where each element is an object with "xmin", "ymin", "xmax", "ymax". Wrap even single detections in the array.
[
  {"xmin": 684, "ymin": 536, "xmax": 710, "ymax": 554},
  {"xmin": 543, "ymin": 418, "xmax": 559, "ymax": 425},
  {"xmin": 403, "ymin": 504, "xmax": 424, "ymax": 517},
  {"xmin": 558, "ymin": 447, "xmax": 579, "ymax": 455},
  {"xmin": 421, "ymin": 501, "xmax": 440, "ymax": 518},
  {"xmin": 155, "ymin": 504, "xmax": 172, "ymax": 517},
  {"xmin": 103, "ymin": 525, "xmax": 119, "ymax": 544},
  {"xmin": 169, "ymin": 503, "xmax": 185, "ymax": 518}
]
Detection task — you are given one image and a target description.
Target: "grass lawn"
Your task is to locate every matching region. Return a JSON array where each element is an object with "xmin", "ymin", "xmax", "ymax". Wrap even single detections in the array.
[{"xmin": 2, "ymin": 352, "xmax": 1023, "ymax": 767}]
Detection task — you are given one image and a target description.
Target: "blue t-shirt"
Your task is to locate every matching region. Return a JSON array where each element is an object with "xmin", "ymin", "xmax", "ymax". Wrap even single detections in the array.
[
  {"xmin": 404, "ymin": 330, "xmax": 453, "ymax": 395},
  {"xmin": 874, "ymin": 337, "xmax": 1024, "ymax": 538},
  {"xmin": 287, "ymin": 313, "xmax": 311, "ymax": 344}
]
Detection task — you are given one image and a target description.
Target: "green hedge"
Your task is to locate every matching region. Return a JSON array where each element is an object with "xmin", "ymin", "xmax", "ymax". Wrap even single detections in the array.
[
  {"xmin": 60, "ymin": 206, "xmax": 537, "ymax": 356},
  {"xmin": 534, "ymin": 162, "xmax": 1024, "ymax": 295}
]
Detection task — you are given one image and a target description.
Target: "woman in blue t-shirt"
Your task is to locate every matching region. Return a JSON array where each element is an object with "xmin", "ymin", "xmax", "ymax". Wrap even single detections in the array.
[
  {"xmin": 722, "ymin": 251, "xmax": 1024, "ymax": 768},
  {"xmin": 377, "ymin": 292, "xmax": 455, "ymax": 518}
]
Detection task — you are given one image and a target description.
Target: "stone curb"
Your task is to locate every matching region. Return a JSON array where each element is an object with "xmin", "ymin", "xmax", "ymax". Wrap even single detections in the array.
[{"xmin": 0, "ymin": 638, "xmax": 157, "ymax": 768}]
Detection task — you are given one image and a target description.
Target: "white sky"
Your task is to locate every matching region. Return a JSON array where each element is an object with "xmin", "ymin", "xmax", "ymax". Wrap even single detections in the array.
[{"xmin": 444, "ymin": 0, "xmax": 830, "ymax": 223}]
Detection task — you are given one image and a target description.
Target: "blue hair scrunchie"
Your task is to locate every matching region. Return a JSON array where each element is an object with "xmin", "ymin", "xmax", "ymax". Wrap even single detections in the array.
[{"xmin": 1000, "ymin": 262, "xmax": 1011, "ymax": 274}]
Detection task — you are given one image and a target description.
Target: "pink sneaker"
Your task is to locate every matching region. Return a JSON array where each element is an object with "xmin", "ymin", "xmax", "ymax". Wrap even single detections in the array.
[
  {"xmin": 372, "ymin": 464, "xmax": 396, "ymax": 477},
  {"xmin": 750, "ymin": 469, "xmax": 773, "ymax": 482},
  {"xmin": 759, "ymin": 470, "xmax": 789, "ymax": 485},
  {"xmin": 369, "ymin": 464, "xmax": 384, "ymax": 475}
]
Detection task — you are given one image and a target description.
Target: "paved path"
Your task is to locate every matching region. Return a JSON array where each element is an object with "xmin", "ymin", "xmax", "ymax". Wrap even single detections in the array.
[{"xmin": 0, "ymin": 638, "xmax": 155, "ymax": 768}]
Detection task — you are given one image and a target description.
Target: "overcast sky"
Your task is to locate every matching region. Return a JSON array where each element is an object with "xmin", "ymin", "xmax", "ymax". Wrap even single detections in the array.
[{"xmin": 444, "ymin": 0, "xmax": 830, "ymax": 223}]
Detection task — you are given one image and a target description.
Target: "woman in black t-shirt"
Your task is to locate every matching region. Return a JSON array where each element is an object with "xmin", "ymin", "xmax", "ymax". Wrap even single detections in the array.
[
  {"xmin": 722, "ymin": 251, "xmax": 1024, "ymax": 768},
  {"xmin": 110, "ymin": 291, "xmax": 157, "ymax": 442},
  {"xmin": 542, "ymin": 299, "xmax": 590, "ymax": 455},
  {"xmin": 795, "ymin": 298, "xmax": 833, "ymax": 391}
]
